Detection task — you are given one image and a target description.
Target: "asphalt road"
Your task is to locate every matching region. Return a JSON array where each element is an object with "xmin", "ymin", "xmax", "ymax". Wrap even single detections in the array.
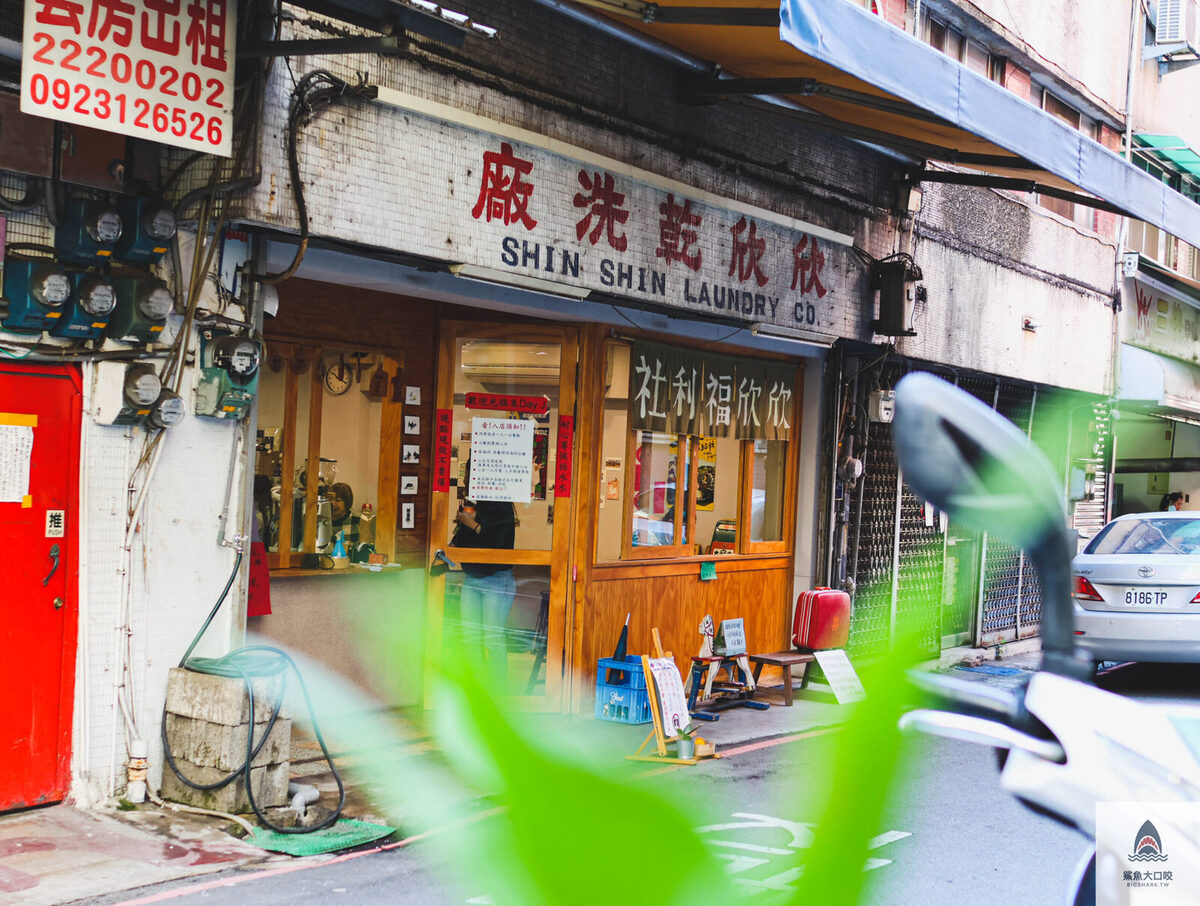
[{"xmin": 92, "ymin": 661, "xmax": 1192, "ymax": 906}]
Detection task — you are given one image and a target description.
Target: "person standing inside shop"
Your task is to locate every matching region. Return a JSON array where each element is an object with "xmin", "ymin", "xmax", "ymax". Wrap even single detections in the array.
[{"xmin": 452, "ymin": 461, "xmax": 517, "ymax": 688}]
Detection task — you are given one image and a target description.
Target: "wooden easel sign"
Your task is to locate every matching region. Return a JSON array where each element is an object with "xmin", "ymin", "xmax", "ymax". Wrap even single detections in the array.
[{"xmin": 627, "ymin": 629, "xmax": 719, "ymax": 765}]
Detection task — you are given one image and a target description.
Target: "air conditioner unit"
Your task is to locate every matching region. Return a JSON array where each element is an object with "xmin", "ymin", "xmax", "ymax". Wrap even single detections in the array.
[{"xmin": 1157, "ymin": 0, "xmax": 1200, "ymax": 49}]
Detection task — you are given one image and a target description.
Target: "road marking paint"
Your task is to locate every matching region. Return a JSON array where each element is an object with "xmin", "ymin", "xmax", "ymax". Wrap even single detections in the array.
[{"xmin": 707, "ymin": 840, "xmax": 793, "ymax": 855}]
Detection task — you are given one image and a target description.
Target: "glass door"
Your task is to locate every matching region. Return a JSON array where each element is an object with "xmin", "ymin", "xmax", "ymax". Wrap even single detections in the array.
[{"xmin": 426, "ymin": 323, "xmax": 578, "ymax": 709}]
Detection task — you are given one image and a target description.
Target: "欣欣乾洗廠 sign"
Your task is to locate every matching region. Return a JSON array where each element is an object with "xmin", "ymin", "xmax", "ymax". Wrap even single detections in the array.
[
  {"xmin": 22, "ymin": 0, "xmax": 236, "ymax": 156},
  {"xmin": 462, "ymin": 138, "xmax": 848, "ymax": 340},
  {"xmin": 468, "ymin": 416, "xmax": 535, "ymax": 503}
]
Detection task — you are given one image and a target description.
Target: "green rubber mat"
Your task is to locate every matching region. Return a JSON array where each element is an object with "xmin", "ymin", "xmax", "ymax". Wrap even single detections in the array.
[{"xmin": 246, "ymin": 819, "xmax": 397, "ymax": 856}]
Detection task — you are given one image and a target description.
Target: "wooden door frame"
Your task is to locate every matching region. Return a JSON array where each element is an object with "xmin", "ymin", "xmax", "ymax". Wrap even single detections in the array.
[{"xmin": 424, "ymin": 320, "xmax": 579, "ymax": 711}]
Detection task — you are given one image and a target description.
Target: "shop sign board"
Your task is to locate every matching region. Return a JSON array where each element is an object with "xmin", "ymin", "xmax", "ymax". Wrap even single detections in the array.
[
  {"xmin": 1125, "ymin": 277, "xmax": 1200, "ymax": 365},
  {"xmin": 462, "ymin": 137, "xmax": 849, "ymax": 341},
  {"xmin": 629, "ymin": 340, "xmax": 795, "ymax": 440},
  {"xmin": 468, "ymin": 417, "xmax": 535, "ymax": 503},
  {"xmin": 21, "ymin": 0, "xmax": 236, "ymax": 156}
]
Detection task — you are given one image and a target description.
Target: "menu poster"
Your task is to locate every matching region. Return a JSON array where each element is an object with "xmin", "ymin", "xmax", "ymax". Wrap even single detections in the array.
[
  {"xmin": 647, "ymin": 657, "xmax": 692, "ymax": 737},
  {"xmin": 468, "ymin": 417, "xmax": 535, "ymax": 502}
]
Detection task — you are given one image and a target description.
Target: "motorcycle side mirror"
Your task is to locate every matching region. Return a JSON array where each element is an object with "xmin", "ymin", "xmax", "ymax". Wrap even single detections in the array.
[{"xmin": 893, "ymin": 373, "xmax": 1091, "ymax": 679}]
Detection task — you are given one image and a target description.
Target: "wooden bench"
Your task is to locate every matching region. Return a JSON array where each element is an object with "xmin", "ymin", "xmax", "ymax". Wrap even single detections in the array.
[{"xmin": 748, "ymin": 651, "xmax": 816, "ymax": 706}]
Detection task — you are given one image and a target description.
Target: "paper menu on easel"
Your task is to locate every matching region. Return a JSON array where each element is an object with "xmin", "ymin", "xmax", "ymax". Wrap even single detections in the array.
[{"xmin": 647, "ymin": 657, "xmax": 691, "ymax": 735}]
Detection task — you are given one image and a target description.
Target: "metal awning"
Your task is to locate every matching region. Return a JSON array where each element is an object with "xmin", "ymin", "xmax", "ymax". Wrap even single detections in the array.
[
  {"xmin": 1118, "ymin": 344, "xmax": 1200, "ymax": 418},
  {"xmin": 571, "ymin": 0, "xmax": 1200, "ymax": 248}
]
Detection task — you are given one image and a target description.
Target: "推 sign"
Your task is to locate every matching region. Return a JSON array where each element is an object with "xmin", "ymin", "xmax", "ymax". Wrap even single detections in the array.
[{"xmin": 22, "ymin": 0, "xmax": 236, "ymax": 156}]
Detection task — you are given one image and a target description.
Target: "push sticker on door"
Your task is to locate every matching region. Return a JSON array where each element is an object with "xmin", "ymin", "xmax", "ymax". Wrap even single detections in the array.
[
  {"xmin": 0, "ymin": 413, "xmax": 35, "ymax": 505},
  {"xmin": 45, "ymin": 511, "xmax": 65, "ymax": 538}
]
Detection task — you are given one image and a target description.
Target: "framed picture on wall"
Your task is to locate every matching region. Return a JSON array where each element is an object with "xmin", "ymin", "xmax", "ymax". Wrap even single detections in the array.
[{"xmin": 401, "ymin": 476, "xmax": 418, "ymax": 495}]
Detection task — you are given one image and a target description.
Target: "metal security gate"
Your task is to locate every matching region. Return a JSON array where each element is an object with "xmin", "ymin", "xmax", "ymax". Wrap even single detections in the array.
[{"xmin": 829, "ymin": 348, "xmax": 1101, "ymax": 658}]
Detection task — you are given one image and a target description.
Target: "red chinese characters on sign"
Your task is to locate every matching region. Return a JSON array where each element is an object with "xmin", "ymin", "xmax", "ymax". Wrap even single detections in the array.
[
  {"xmin": 433, "ymin": 408, "xmax": 453, "ymax": 493},
  {"xmin": 184, "ymin": 0, "xmax": 228, "ymax": 70},
  {"xmin": 465, "ymin": 393, "xmax": 549, "ymax": 415},
  {"xmin": 554, "ymin": 416, "xmax": 574, "ymax": 498},
  {"xmin": 574, "ymin": 170, "xmax": 628, "ymax": 251},
  {"xmin": 34, "ymin": 0, "xmax": 86, "ymax": 30},
  {"xmin": 655, "ymin": 193, "xmax": 702, "ymax": 271},
  {"xmin": 791, "ymin": 234, "xmax": 827, "ymax": 298},
  {"xmin": 141, "ymin": 0, "xmax": 180, "ymax": 54},
  {"xmin": 471, "ymin": 142, "xmax": 537, "ymax": 230},
  {"xmin": 88, "ymin": 0, "xmax": 134, "ymax": 46},
  {"xmin": 728, "ymin": 216, "xmax": 768, "ymax": 288}
]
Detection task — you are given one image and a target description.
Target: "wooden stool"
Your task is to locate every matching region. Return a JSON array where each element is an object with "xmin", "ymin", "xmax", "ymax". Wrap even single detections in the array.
[{"xmin": 748, "ymin": 651, "xmax": 816, "ymax": 706}]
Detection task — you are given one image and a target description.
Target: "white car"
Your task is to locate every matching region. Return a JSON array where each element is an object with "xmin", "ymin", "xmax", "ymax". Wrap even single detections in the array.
[{"xmin": 1072, "ymin": 511, "xmax": 1200, "ymax": 664}]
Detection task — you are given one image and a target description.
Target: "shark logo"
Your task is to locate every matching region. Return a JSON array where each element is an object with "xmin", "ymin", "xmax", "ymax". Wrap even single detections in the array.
[{"xmin": 1129, "ymin": 819, "xmax": 1169, "ymax": 862}]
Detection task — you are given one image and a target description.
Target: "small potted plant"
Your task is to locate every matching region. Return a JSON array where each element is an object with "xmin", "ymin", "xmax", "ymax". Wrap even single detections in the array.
[{"xmin": 674, "ymin": 723, "xmax": 699, "ymax": 759}]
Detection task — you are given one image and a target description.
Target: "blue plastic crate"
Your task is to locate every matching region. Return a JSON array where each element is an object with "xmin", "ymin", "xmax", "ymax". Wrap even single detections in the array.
[
  {"xmin": 597, "ymin": 656, "xmax": 647, "ymax": 689},
  {"xmin": 594, "ymin": 656, "xmax": 652, "ymax": 724}
]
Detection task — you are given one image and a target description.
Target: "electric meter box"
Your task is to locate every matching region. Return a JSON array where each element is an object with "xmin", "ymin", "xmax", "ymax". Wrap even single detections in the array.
[
  {"xmin": 91, "ymin": 361, "xmax": 163, "ymax": 426},
  {"xmin": 2, "ymin": 258, "xmax": 70, "ymax": 333},
  {"xmin": 109, "ymin": 277, "xmax": 172, "ymax": 343},
  {"xmin": 194, "ymin": 334, "xmax": 261, "ymax": 420},
  {"xmin": 55, "ymin": 198, "xmax": 124, "ymax": 266},
  {"xmin": 868, "ymin": 389, "xmax": 896, "ymax": 423},
  {"xmin": 50, "ymin": 272, "xmax": 116, "ymax": 339},
  {"xmin": 114, "ymin": 196, "xmax": 176, "ymax": 263}
]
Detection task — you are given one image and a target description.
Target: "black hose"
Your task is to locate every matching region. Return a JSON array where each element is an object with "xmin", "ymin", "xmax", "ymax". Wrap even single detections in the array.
[{"xmin": 160, "ymin": 549, "xmax": 346, "ymax": 834}]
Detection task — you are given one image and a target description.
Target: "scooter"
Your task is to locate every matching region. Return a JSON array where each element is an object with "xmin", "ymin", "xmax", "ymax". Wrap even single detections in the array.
[{"xmin": 891, "ymin": 373, "xmax": 1200, "ymax": 906}]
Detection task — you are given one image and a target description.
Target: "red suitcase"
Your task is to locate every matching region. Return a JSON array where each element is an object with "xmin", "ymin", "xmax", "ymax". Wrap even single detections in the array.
[{"xmin": 792, "ymin": 587, "xmax": 851, "ymax": 650}]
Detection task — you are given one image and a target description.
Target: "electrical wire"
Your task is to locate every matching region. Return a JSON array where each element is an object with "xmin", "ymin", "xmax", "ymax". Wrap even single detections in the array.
[
  {"xmin": 160, "ymin": 550, "xmax": 347, "ymax": 834},
  {"xmin": 259, "ymin": 69, "xmax": 379, "ymax": 285}
]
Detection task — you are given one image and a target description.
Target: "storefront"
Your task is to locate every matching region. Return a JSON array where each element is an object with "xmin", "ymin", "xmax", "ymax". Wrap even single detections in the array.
[
  {"xmin": 1113, "ymin": 268, "xmax": 1200, "ymax": 515},
  {"xmin": 245, "ymin": 269, "xmax": 811, "ymax": 712}
]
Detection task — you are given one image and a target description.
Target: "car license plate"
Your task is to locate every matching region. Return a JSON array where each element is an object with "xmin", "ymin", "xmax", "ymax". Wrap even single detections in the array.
[{"xmin": 1123, "ymin": 588, "xmax": 1170, "ymax": 606}]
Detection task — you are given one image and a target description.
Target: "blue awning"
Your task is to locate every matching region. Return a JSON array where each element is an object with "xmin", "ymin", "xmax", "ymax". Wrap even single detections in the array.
[
  {"xmin": 570, "ymin": 1, "xmax": 1200, "ymax": 249},
  {"xmin": 779, "ymin": 0, "xmax": 1200, "ymax": 248}
]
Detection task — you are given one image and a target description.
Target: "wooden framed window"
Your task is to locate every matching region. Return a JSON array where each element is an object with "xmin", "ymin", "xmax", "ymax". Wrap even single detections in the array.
[
  {"xmin": 596, "ymin": 340, "xmax": 799, "ymax": 562},
  {"xmin": 254, "ymin": 341, "xmax": 401, "ymax": 572}
]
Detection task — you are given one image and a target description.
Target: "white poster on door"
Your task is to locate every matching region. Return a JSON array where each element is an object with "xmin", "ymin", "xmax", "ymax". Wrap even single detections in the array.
[
  {"xmin": 468, "ymin": 417, "xmax": 535, "ymax": 502},
  {"xmin": 0, "ymin": 425, "xmax": 33, "ymax": 503}
]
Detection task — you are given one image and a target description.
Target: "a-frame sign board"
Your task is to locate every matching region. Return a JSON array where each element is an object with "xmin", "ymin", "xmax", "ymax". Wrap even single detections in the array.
[{"xmin": 627, "ymin": 629, "xmax": 720, "ymax": 765}]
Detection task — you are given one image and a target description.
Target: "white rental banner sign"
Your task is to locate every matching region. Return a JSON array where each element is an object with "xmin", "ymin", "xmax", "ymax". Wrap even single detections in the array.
[{"xmin": 21, "ymin": 0, "xmax": 236, "ymax": 157}]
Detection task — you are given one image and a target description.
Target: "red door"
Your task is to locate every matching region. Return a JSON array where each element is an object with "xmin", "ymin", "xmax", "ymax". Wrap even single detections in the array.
[{"xmin": 0, "ymin": 364, "xmax": 81, "ymax": 811}]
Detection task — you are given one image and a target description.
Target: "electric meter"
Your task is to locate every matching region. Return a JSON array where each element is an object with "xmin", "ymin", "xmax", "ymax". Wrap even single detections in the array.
[
  {"xmin": 2, "ymin": 259, "xmax": 71, "ymax": 333},
  {"xmin": 211, "ymin": 336, "xmax": 261, "ymax": 381},
  {"xmin": 51, "ymin": 273, "xmax": 117, "ymax": 339},
  {"xmin": 115, "ymin": 196, "xmax": 177, "ymax": 263},
  {"xmin": 148, "ymin": 389, "xmax": 186, "ymax": 429},
  {"xmin": 109, "ymin": 277, "xmax": 173, "ymax": 343},
  {"xmin": 56, "ymin": 198, "xmax": 124, "ymax": 265},
  {"xmin": 194, "ymin": 333, "xmax": 261, "ymax": 420},
  {"xmin": 113, "ymin": 364, "xmax": 162, "ymax": 426}
]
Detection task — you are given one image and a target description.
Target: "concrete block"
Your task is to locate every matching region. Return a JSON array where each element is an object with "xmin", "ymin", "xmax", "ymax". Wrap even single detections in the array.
[
  {"xmin": 165, "ymin": 667, "xmax": 290, "ymax": 725},
  {"xmin": 165, "ymin": 713, "xmax": 291, "ymax": 772},
  {"xmin": 160, "ymin": 758, "xmax": 290, "ymax": 813}
]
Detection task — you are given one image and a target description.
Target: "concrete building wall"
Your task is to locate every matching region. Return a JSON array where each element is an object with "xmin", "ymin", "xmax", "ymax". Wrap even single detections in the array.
[{"xmin": 950, "ymin": 0, "xmax": 1132, "ymax": 114}]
